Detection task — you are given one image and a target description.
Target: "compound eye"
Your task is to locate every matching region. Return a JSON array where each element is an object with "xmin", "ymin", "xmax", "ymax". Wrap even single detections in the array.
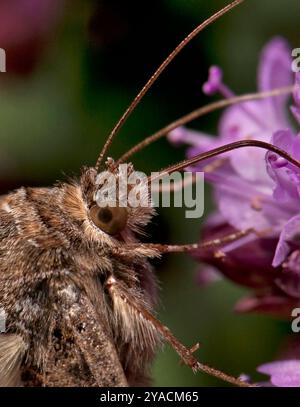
[{"xmin": 90, "ymin": 204, "xmax": 128, "ymax": 235}]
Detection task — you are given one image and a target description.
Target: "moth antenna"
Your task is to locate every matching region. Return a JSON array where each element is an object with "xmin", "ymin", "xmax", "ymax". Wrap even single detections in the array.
[
  {"xmin": 117, "ymin": 84, "xmax": 298, "ymax": 164},
  {"xmin": 148, "ymin": 140, "xmax": 300, "ymax": 183},
  {"xmin": 95, "ymin": 0, "xmax": 246, "ymax": 171},
  {"xmin": 105, "ymin": 276, "xmax": 254, "ymax": 387}
]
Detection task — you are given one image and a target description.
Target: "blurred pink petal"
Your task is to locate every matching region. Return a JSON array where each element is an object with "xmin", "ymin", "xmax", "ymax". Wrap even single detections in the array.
[
  {"xmin": 196, "ymin": 266, "xmax": 221, "ymax": 287},
  {"xmin": 0, "ymin": 0, "xmax": 64, "ymax": 75},
  {"xmin": 258, "ymin": 37, "xmax": 293, "ymax": 128},
  {"xmin": 258, "ymin": 360, "xmax": 300, "ymax": 387},
  {"xmin": 235, "ymin": 295, "xmax": 300, "ymax": 318}
]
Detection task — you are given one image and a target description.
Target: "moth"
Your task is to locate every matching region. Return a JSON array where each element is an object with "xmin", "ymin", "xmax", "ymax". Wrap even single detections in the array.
[{"xmin": 1, "ymin": 0, "xmax": 297, "ymax": 387}]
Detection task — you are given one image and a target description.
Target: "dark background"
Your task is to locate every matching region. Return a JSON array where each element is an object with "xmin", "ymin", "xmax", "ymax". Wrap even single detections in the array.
[{"xmin": 0, "ymin": 0, "xmax": 299, "ymax": 386}]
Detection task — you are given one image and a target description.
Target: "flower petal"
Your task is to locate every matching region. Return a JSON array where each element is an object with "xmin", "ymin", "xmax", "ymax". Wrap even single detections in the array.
[
  {"xmin": 258, "ymin": 360, "xmax": 300, "ymax": 387},
  {"xmin": 273, "ymin": 214, "xmax": 300, "ymax": 267},
  {"xmin": 235, "ymin": 295, "xmax": 299, "ymax": 318},
  {"xmin": 266, "ymin": 129, "xmax": 300, "ymax": 203},
  {"xmin": 258, "ymin": 37, "xmax": 293, "ymax": 128},
  {"xmin": 167, "ymin": 126, "xmax": 216, "ymax": 149}
]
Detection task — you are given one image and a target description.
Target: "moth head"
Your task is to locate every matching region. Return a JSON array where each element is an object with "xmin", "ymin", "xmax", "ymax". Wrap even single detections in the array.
[{"xmin": 80, "ymin": 162, "xmax": 155, "ymax": 239}]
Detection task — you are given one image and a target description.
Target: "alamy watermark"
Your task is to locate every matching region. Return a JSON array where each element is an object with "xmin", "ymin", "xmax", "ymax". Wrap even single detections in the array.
[
  {"xmin": 0, "ymin": 48, "xmax": 6, "ymax": 73},
  {"xmin": 0, "ymin": 306, "xmax": 6, "ymax": 333},
  {"xmin": 291, "ymin": 308, "xmax": 300, "ymax": 333},
  {"xmin": 292, "ymin": 48, "xmax": 300, "ymax": 73},
  {"xmin": 95, "ymin": 165, "xmax": 205, "ymax": 219}
]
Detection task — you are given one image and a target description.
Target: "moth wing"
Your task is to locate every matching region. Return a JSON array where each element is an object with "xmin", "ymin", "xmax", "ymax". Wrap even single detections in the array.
[
  {"xmin": 0, "ymin": 334, "xmax": 26, "ymax": 387},
  {"xmin": 43, "ymin": 278, "xmax": 128, "ymax": 387},
  {"xmin": 0, "ymin": 195, "xmax": 26, "ymax": 387},
  {"xmin": 68, "ymin": 294, "xmax": 128, "ymax": 387}
]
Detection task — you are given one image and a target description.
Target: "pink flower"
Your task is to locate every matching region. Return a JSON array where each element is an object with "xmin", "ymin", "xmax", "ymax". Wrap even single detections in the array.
[
  {"xmin": 169, "ymin": 37, "xmax": 300, "ymax": 316},
  {"xmin": 0, "ymin": 0, "xmax": 64, "ymax": 75},
  {"xmin": 258, "ymin": 360, "xmax": 300, "ymax": 387}
]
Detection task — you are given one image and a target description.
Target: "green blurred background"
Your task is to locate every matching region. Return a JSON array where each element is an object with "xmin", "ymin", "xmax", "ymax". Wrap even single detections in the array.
[{"xmin": 0, "ymin": 0, "xmax": 299, "ymax": 386}]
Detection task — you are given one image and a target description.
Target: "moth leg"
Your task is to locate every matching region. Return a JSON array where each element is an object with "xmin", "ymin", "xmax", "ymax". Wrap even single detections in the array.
[
  {"xmin": 126, "ymin": 228, "xmax": 255, "ymax": 254},
  {"xmin": 179, "ymin": 343, "xmax": 201, "ymax": 366},
  {"xmin": 104, "ymin": 276, "xmax": 254, "ymax": 387}
]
